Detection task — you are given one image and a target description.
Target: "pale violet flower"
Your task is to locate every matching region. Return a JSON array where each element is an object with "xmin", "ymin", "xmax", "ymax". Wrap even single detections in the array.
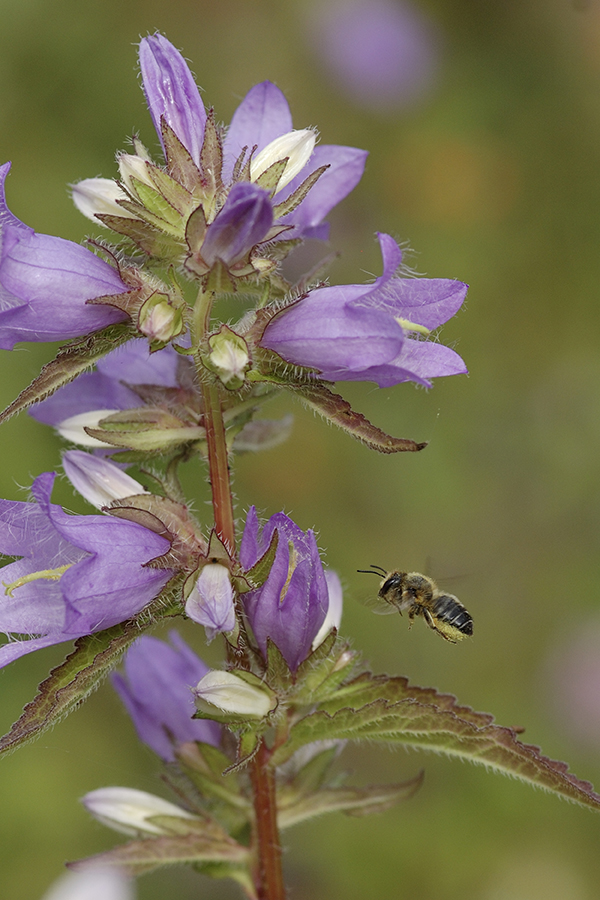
[
  {"xmin": 62, "ymin": 451, "xmax": 145, "ymax": 510},
  {"xmin": 185, "ymin": 563, "xmax": 236, "ymax": 640}
]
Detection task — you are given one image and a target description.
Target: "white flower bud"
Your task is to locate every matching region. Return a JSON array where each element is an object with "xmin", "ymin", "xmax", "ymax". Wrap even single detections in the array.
[
  {"xmin": 118, "ymin": 153, "xmax": 155, "ymax": 194},
  {"xmin": 138, "ymin": 293, "xmax": 184, "ymax": 343},
  {"xmin": 82, "ymin": 787, "xmax": 197, "ymax": 837},
  {"xmin": 71, "ymin": 178, "xmax": 134, "ymax": 223},
  {"xmin": 194, "ymin": 670, "xmax": 276, "ymax": 718},
  {"xmin": 207, "ymin": 328, "xmax": 250, "ymax": 390},
  {"xmin": 41, "ymin": 868, "xmax": 133, "ymax": 900},
  {"xmin": 56, "ymin": 409, "xmax": 121, "ymax": 447},
  {"xmin": 63, "ymin": 450, "xmax": 145, "ymax": 510},
  {"xmin": 312, "ymin": 569, "xmax": 343, "ymax": 649},
  {"xmin": 185, "ymin": 563, "xmax": 236, "ymax": 640},
  {"xmin": 250, "ymin": 129, "xmax": 316, "ymax": 193}
]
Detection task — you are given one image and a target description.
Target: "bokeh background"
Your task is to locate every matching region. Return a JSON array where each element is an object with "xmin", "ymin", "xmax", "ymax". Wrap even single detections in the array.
[{"xmin": 1, "ymin": 0, "xmax": 600, "ymax": 897}]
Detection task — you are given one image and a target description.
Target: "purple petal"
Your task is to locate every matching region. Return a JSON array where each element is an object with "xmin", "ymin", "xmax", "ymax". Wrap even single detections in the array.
[
  {"xmin": 139, "ymin": 34, "xmax": 206, "ymax": 166},
  {"xmin": 185, "ymin": 564, "xmax": 236, "ymax": 641},
  {"xmin": 200, "ymin": 183, "xmax": 273, "ymax": 267},
  {"xmin": 223, "ymin": 82, "xmax": 293, "ymax": 181},
  {"xmin": 112, "ymin": 631, "xmax": 219, "ymax": 760},
  {"xmin": 340, "ymin": 339, "xmax": 468, "ymax": 388},
  {"xmin": 239, "ymin": 505, "xmax": 261, "ymax": 569},
  {"xmin": 0, "ymin": 631, "xmax": 90, "ymax": 668},
  {"xmin": 262, "ymin": 293, "xmax": 404, "ymax": 371},
  {"xmin": 278, "ymin": 145, "xmax": 368, "ymax": 232},
  {"xmin": 0, "ymin": 165, "xmax": 128, "ymax": 348}
]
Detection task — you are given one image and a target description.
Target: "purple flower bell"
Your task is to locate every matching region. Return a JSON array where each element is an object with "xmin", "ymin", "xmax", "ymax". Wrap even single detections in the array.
[
  {"xmin": 260, "ymin": 232, "xmax": 468, "ymax": 387},
  {"xmin": 112, "ymin": 631, "xmax": 220, "ymax": 761},
  {"xmin": 0, "ymin": 472, "xmax": 172, "ymax": 668},
  {"xmin": 0, "ymin": 163, "xmax": 129, "ymax": 349},
  {"xmin": 240, "ymin": 507, "xmax": 329, "ymax": 671}
]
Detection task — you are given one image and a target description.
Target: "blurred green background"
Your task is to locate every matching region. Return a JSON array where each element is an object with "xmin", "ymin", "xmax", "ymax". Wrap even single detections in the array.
[{"xmin": 2, "ymin": 0, "xmax": 600, "ymax": 897}]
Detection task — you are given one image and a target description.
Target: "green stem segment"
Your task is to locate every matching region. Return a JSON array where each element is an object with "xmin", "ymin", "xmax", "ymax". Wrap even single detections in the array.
[{"xmin": 192, "ymin": 286, "xmax": 286, "ymax": 900}]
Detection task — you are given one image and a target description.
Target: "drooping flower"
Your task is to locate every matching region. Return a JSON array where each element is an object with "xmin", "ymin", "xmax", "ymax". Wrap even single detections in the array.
[
  {"xmin": 0, "ymin": 472, "xmax": 172, "ymax": 668},
  {"xmin": 0, "ymin": 163, "xmax": 129, "ymax": 349},
  {"xmin": 72, "ymin": 34, "xmax": 367, "ymax": 256},
  {"xmin": 112, "ymin": 631, "xmax": 220, "ymax": 760},
  {"xmin": 260, "ymin": 232, "xmax": 468, "ymax": 388},
  {"xmin": 239, "ymin": 507, "xmax": 329, "ymax": 671},
  {"xmin": 82, "ymin": 786, "xmax": 199, "ymax": 836},
  {"xmin": 62, "ymin": 450, "xmax": 146, "ymax": 510}
]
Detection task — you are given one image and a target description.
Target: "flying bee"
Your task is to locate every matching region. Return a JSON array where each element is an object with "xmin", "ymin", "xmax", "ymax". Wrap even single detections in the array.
[{"xmin": 358, "ymin": 565, "xmax": 473, "ymax": 643}]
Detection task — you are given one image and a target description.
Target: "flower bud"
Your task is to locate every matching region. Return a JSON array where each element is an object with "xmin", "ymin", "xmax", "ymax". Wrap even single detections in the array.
[
  {"xmin": 62, "ymin": 450, "xmax": 145, "ymax": 510},
  {"xmin": 71, "ymin": 177, "xmax": 133, "ymax": 223},
  {"xmin": 138, "ymin": 292, "xmax": 184, "ymax": 343},
  {"xmin": 250, "ymin": 129, "xmax": 316, "ymax": 193},
  {"xmin": 194, "ymin": 670, "xmax": 276, "ymax": 718},
  {"xmin": 205, "ymin": 326, "xmax": 250, "ymax": 390},
  {"xmin": 82, "ymin": 786, "xmax": 197, "ymax": 837},
  {"xmin": 57, "ymin": 409, "xmax": 121, "ymax": 447},
  {"xmin": 185, "ymin": 563, "xmax": 236, "ymax": 640},
  {"xmin": 118, "ymin": 153, "xmax": 155, "ymax": 194}
]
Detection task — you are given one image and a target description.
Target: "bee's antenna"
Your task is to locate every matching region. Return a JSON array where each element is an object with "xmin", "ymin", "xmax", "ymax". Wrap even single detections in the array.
[{"xmin": 357, "ymin": 565, "xmax": 387, "ymax": 577}]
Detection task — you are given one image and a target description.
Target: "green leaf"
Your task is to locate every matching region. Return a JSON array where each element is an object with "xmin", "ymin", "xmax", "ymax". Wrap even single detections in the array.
[
  {"xmin": 291, "ymin": 383, "xmax": 427, "ymax": 454},
  {"xmin": 278, "ymin": 773, "xmax": 423, "ymax": 829},
  {"xmin": 271, "ymin": 673, "xmax": 600, "ymax": 812},
  {"xmin": 0, "ymin": 575, "xmax": 185, "ymax": 756},
  {"xmin": 68, "ymin": 830, "xmax": 249, "ymax": 877},
  {"xmin": 0, "ymin": 324, "xmax": 135, "ymax": 426}
]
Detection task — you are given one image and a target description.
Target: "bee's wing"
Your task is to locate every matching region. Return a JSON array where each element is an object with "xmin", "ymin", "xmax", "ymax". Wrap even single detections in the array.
[{"xmin": 362, "ymin": 595, "xmax": 398, "ymax": 616}]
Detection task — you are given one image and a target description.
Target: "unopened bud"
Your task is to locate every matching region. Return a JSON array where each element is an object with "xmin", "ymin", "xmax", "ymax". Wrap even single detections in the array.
[
  {"xmin": 138, "ymin": 292, "xmax": 184, "ymax": 343},
  {"xmin": 57, "ymin": 409, "xmax": 121, "ymax": 447},
  {"xmin": 63, "ymin": 450, "xmax": 145, "ymax": 510},
  {"xmin": 71, "ymin": 178, "xmax": 133, "ymax": 223},
  {"xmin": 118, "ymin": 153, "xmax": 155, "ymax": 194},
  {"xmin": 312, "ymin": 569, "xmax": 343, "ymax": 649},
  {"xmin": 82, "ymin": 786, "xmax": 197, "ymax": 836},
  {"xmin": 194, "ymin": 670, "xmax": 276, "ymax": 718},
  {"xmin": 250, "ymin": 129, "xmax": 316, "ymax": 193},
  {"xmin": 185, "ymin": 563, "xmax": 236, "ymax": 640},
  {"xmin": 206, "ymin": 326, "xmax": 250, "ymax": 390}
]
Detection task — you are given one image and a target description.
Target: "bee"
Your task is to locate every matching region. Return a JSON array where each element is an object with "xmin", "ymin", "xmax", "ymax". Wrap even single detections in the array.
[{"xmin": 358, "ymin": 565, "xmax": 473, "ymax": 643}]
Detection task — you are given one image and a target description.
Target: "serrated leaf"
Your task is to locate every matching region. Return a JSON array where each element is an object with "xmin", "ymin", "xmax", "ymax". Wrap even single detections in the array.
[
  {"xmin": 69, "ymin": 831, "xmax": 248, "ymax": 877},
  {"xmin": 278, "ymin": 773, "xmax": 423, "ymax": 829},
  {"xmin": 0, "ymin": 324, "xmax": 135, "ymax": 426},
  {"xmin": 271, "ymin": 673, "xmax": 600, "ymax": 811},
  {"xmin": 0, "ymin": 575, "xmax": 185, "ymax": 756},
  {"xmin": 291, "ymin": 383, "xmax": 427, "ymax": 454}
]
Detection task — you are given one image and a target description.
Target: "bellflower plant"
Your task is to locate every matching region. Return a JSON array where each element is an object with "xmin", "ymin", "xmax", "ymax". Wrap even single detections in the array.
[{"xmin": 2, "ymin": 32, "xmax": 599, "ymax": 900}]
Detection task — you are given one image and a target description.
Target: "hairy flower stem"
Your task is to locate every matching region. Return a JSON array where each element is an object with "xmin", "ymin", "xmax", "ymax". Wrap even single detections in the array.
[
  {"xmin": 193, "ymin": 286, "xmax": 286, "ymax": 899},
  {"xmin": 250, "ymin": 743, "xmax": 286, "ymax": 900}
]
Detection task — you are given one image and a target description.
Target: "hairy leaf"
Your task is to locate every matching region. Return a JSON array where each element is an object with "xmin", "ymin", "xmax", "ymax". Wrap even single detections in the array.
[
  {"xmin": 272, "ymin": 673, "xmax": 600, "ymax": 811},
  {"xmin": 69, "ymin": 830, "xmax": 248, "ymax": 877},
  {"xmin": 291, "ymin": 383, "xmax": 427, "ymax": 454},
  {"xmin": 278, "ymin": 773, "xmax": 423, "ymax": 829},
  {"xmin": 0, "ymin": 575, "xmax": 185, "ymax": 756},
  {"xmin": 0, "ymin": 323, "xmax": 135, "ymax": 426}
]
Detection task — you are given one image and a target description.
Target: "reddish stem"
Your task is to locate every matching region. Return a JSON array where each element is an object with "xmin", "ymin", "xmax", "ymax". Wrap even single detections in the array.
[
  {"xmin": 202, "ymin": 381, "xmax": 236, "ymax": 552},
  {"xmin": 250, "ymin": 743, "xmax": 286, "ymax": 900}
]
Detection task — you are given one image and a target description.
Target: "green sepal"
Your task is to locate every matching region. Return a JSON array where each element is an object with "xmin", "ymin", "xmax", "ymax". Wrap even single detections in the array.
[
  {"xmin": 176, "ymin": 742, "xmax": 250, "ymax": 811},
  {"xmin": 0, "ymin": 323, "xmax": 135, "ymax": 426},
  {"xmin": 271, "ymin": 165, "xmax": 328, "ymax": 219},
  {"xmin": 199, "ymin": 110, "xmax": 223, "ymax": 196},
  {"xmin": 270, "ymin": 672, "xmax": 600, "ymax": 812},
  {"xmin": 240, "ymin": 529, "xmax": 279, "ymax": 590},
  {"xmin": 292, "ymin": 631, "xmax": 356, "ymax": 703},
  {"xmin": 0, "ymin": 574, "xmax": 185, "ymax": 757},
  {"xmin": 129, "ymin": 177, "xmax": 185, "ymax": 231},
  {"xmin": 68, "ymin": 828, "xmax": 249, "ymax": 877},
  {"xmin": 97, "ymin": 214, "xmax": 183, "ymax": 259},
  {"xmin": 161, "ymin": 119, "xmax": 203, "ymax": 193},
  {"xmin": 254, "ymin": 158, "xmax": 288, "ymax": 195},
  {"xmin": 265, "ymin": 638, "xmax": 292, "ymax": 692},
  {"xmin": 85, "ymin": 407, "xmax": 205, "ymax": 453},
  {"xmin": 278, "ymin": 773, "xmax": 424, "ymax": 830},
  {"xmin": 146, "ymin": 163, "xmax": 194, "ymax": 216}
]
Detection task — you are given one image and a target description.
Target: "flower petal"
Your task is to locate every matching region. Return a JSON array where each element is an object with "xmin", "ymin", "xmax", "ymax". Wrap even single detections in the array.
[
  {"xmin": 223, "ymin": 81, "xmax": 293, "ymax": 180},
  {"xmin": 139, "ymin": 34, "xmax": 206, "ymax": 166}
]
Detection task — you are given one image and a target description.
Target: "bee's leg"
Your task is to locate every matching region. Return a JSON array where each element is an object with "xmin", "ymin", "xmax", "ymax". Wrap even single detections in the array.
[{"xmin": 423, "ymin": 609, "xmax": 437, "ymax": 632}]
